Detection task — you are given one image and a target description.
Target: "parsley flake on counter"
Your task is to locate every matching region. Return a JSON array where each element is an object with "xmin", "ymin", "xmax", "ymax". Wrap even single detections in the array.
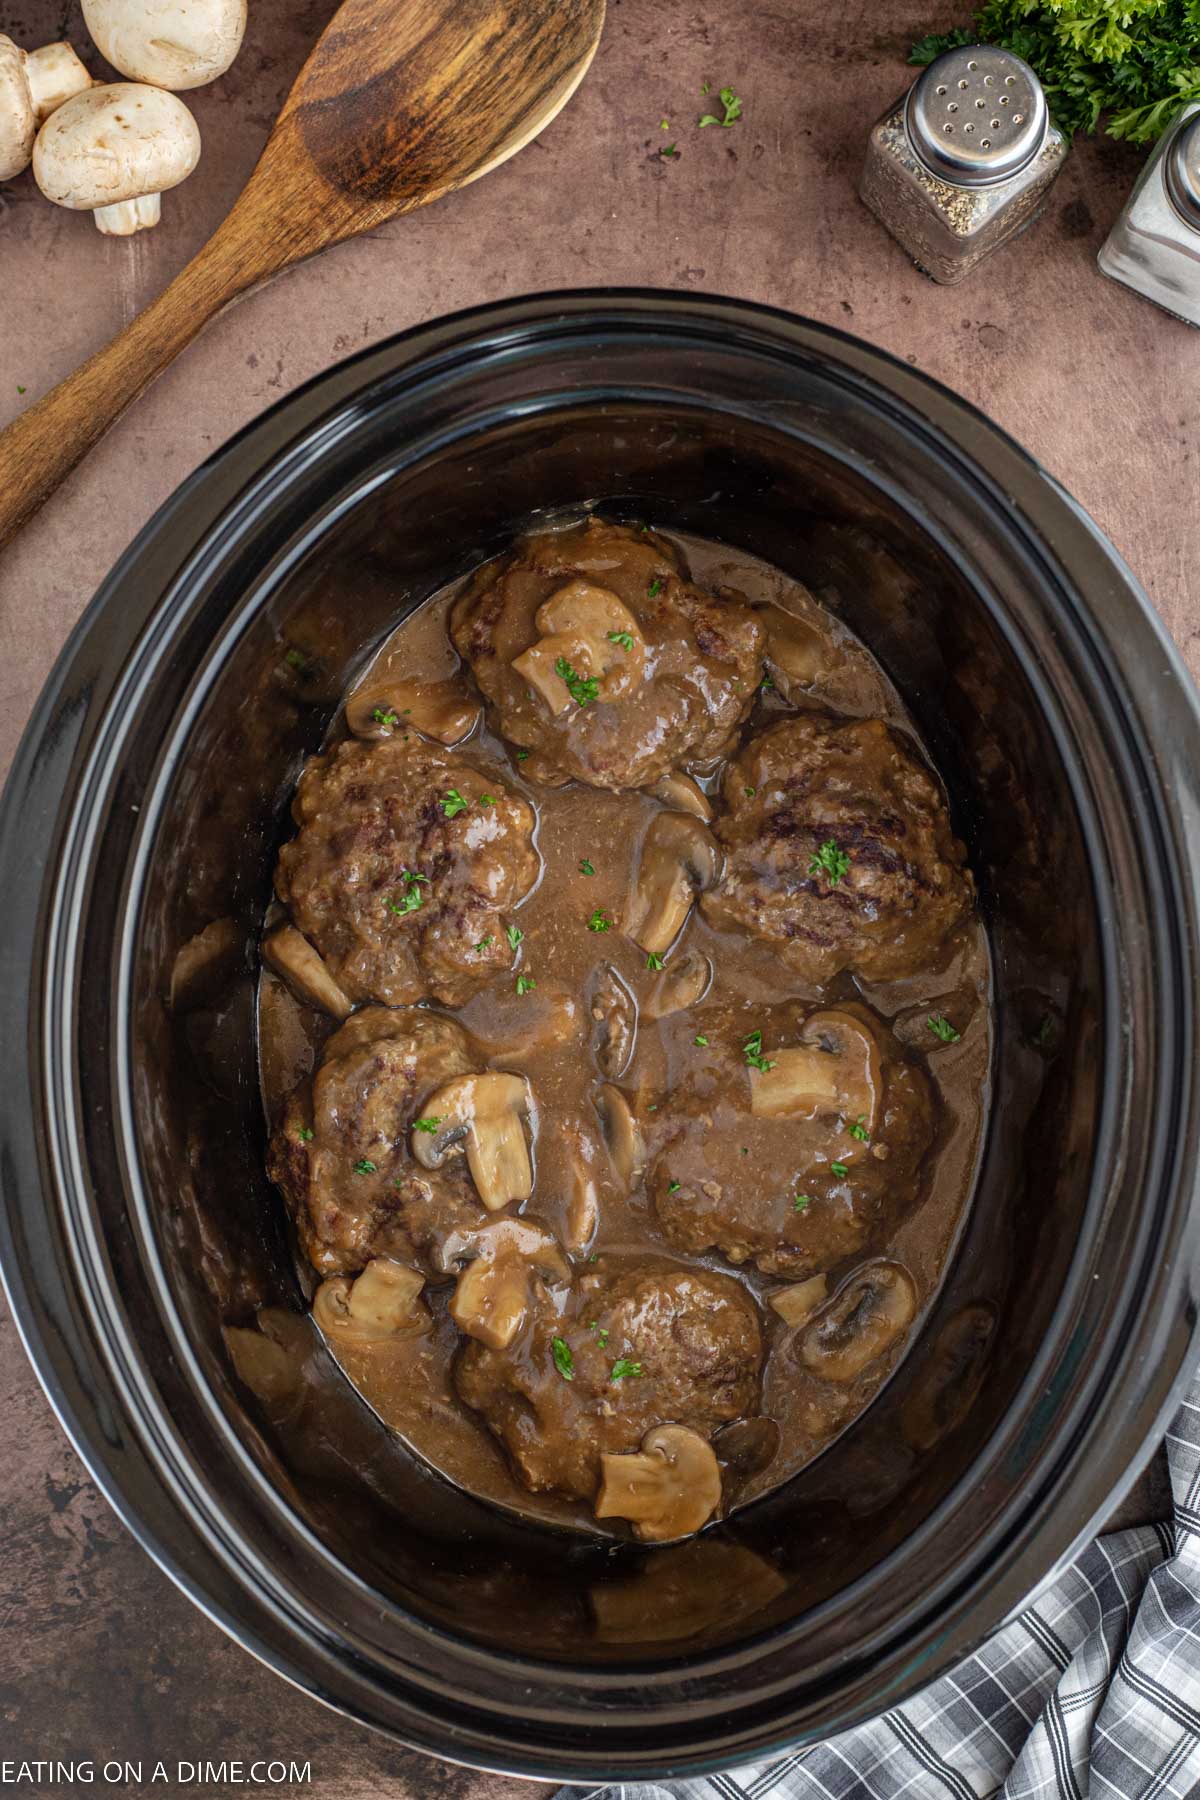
[
  {"xmin": 516, "ymin": 974, "xmax": 537, "ymax": 995},
  {"xmin": 742, "ymin": 1029, "xmax": 775, "ymax": 1073},
  {"xmin": 506, "ymin": 924, "xmax": 524, "ymax": 951},
  {"xmin": 848, "ymin": 1115, "xmax": 870, "ymax": 1143},
  {"xmin": 297, "ymin": 1126, "xmax": 314, "ymax": 1142},
  {"xmin": 668, "ymin": 1179, "xmax": 682, "ymax": 1193},
  {"xmin": 353, "ymin": 1158, "xmax": 377, "ymax": 1175},
  {"xmin": 701, "ymin": 79, "xmax": 711, "ymax": 94},
  {"xmin": 580, "ymin": 858, "xmax": 595, "ymax": 876},
  {"xmin": 794, "ymin": 1193, "xmax": 813, "ymax": 1212},
  {"xmin": 442, "ymin": 788, "xmax": 469, "ymax": 817},
  {"xmin": 646, "ymin": 951, "xmax": 665, "ymax": 971},
  {"xmin": 693, "ymin": 1033, "xmax": 709, "ymax": 1047},
  {"xmin": 587, "ymin": 908, "xmax": 613, "ymax": 932},
  {"xmin": 647, "ymin": 575, "xmax": 663, "ymax": 598},
  {"xmin": 555, "ymin": 655, "xmax": 600, "ymax": 706},
  {"xmin": 928, "ymin": 1014, "xmax": 961, "ymax": 1044},
  {"xmin": 371, "ymin": 706, "xmax": 399, "ymax": 725},
  {"xmin": 552, "ymin": 1337, "xmax": 574, "ymax": 1381},
  {"xmin": 607, "ymin": 629, "xmax": 636, "ymax": 650},
  {"xmin": 809, "ymin": 838, "xmax": 851, "ymax": 885},
  {"xmin": 413, "ymin": 1117, "xmax": 441, "ymax": 1133},
  {"xmin": 610, "ymin": 1358, "xmax": 645, "ymax": 1381},
  {"xmin": 830, "ymin": 1161, "xmax": 849, "ymax": 1179},
  {"xmin": 660, "ymin": 142, "xmax": 680, "ymax": 159},
  {"xmin": 16, "ymin": 385, "xmax": 26, "ymax": 394},
  {"xmin": 474, "ymin": 935, "xmax": 494, "ymax": 953},
  {"xmin": 699, "ymin": 85, "xmax": 743, "ymax": 128}
]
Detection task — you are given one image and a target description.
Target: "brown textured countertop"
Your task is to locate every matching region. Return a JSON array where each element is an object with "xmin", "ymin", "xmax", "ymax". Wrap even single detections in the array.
[{"xmin": 0, "ymin": 1, "xmax": 1192, "ymax": 1794}]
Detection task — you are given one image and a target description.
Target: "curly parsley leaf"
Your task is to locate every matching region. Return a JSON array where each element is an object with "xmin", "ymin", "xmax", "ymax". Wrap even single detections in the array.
[
  {"xmin": 555, "ymin": 655, "xmax": 601, "ymax": 706},
  {"xmin": 928, "ymin": 1013, "xmax": 961, "ymax": 1043},
  {"xmin": 552, "ymin": 1337, "xmax": 574, "ymax": 1381},
  {"xmin": 610, "ymin": 1358, "xmax": 645, "ymax": 1381},
  {"xmin": 808, "ymin": 838, "xmax": 851, "ymax": 886}
]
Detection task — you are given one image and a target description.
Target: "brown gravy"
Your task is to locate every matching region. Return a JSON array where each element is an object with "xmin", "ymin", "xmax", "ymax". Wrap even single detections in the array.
[{"xmin": 257, "ymin": 524, "xmax": 990, "ymax": 1537}]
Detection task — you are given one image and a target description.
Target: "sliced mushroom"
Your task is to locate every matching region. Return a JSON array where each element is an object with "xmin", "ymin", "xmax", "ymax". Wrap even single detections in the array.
[
  {"xmin": 562, "ymin": 1120, "xmax": 603, "ymax": 1252},
  {"xmin": 648, "ymin": 771, "xmax": 713, "ymax": 821},
  {"xmin": 512, "ymin": 581, "xmax": 648, "ymax": 714},
  {"xmin": 169, "ymin": 915, "xmax": 241, "ymax": 1012},
  {"xmin": 345, "ymin": 675, "xmax": 482, "ymax": 746},
  {"xmin": 595, "ymin": 1424, "xmax": 723, "ymax": 1542},
  {"xmin": 411, "ymin": 1071, "xmax": 534, "ymax": 1210},
  {"xmin": 642, "ymin": 948, "xmax": 712, "ymax": 1020},
  {"xmin": 762, "ymin": 604, "xmax": 842, "ymax": 697},
  {"xmin": 447, "ymin": 1217, "xmax": 570, "ymax": 1349},
  {"xmin": 768, "ymin": 1273, "xmax": 829, "ymax": 1328},
  {"xmin": 712, "ymin": 1415, "xmax": 781, "ymax": 1478},
  {"xmin": 799, "ymin": 1262, "xmax": 917, "ymax": 1383},
  {"xmin": 589, "ymin": 962, "xmax": 637, "ymax": 1079},
  {"xmin": 262, "ymin": 923, "xmax": 353, "ymax": 1021},
  {"xmin": 313, "ymin": 1259, "xmax": 428, "ymax": 1343},
  {"xmin": 624, "ymin": 813, "xmax": 722, "ymax": 955},
  {"xmin": 224, "ymin": 1323, "xmax": 301, "ymax": 1409},
  {"xmin": 750, "ymin": 1009, "xmax": 882, "ymax": 1138},
  {"xmin": 594, "ymin": 1084, "xmax": 646, "ymax": 1190}
]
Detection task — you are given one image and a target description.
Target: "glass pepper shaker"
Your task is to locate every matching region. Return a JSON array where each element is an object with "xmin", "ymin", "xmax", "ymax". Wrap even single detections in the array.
[
  {"xmin": 860, "ymin": 44, "xmax": 1068, "ymax": 284},
  {"xmin": 1098, "ymin": 105, "xmax": 1200, "ymax": 326}
]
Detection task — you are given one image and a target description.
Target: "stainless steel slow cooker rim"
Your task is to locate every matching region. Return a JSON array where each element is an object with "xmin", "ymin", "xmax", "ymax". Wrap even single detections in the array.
[{"xmin": 4, "ymin": 290, "xmax": 1200, "ymax": 1778}]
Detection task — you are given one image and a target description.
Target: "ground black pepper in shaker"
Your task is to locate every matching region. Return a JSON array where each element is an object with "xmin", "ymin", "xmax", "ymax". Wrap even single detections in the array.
[
  {"xmin": 860, "ymin": 44, "xmax": 1068, "ymax": 284},
  {"xmin": 1098, "ymin": 105, "xmax": 1200, "ymax": 326}
]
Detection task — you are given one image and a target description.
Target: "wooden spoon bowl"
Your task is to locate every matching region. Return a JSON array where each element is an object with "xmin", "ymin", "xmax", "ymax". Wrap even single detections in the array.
[{"xmin": 0, "ymin": 0, "xmax": 605, "ymax": 551}]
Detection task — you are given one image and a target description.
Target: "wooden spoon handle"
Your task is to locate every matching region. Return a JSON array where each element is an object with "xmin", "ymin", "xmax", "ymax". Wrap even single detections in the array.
[{"xmin": 0, "ymin": 212, "xmax": 277, "ymax": 552}]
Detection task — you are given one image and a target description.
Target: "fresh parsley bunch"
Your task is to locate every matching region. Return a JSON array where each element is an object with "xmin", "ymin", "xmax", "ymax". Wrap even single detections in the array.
[{"xmin": 912, "ymin": 0, "xmax": 1200, "ymax": 144}]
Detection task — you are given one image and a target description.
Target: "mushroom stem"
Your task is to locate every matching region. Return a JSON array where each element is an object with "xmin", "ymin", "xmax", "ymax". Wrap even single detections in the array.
[
  {"xmin": 94, "ymin": 192, "xmax": 159, "ymax": 234},
  {"xmin": 24, "ymin": 42, "xmax": 92, "ymax": 122},
  {"xmin": 595, "ymin": 1424, "xmax": 723, "ymax": 1542}
]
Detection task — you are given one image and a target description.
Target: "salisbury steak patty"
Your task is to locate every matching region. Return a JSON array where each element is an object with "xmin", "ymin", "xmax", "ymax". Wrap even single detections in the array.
[
  {"xmin": 275, "ymin": 736, "xmax": 537, "ymax": 1007},
  {"xmin": 449, "ymin": 518, "xmax": 765, "ymax": 790},
  {"xmin": 703, "ymin": 713, "xmax": 973, "ymax": 983},
  {"xmin": 647, "ymin": 1000, "xmax": 935, "ymax": 1277},
  {"xmin": 455, "ymin": 1258, "xmax": 763, "ymax": 1500},
  {"xmin": 268, "ymin": 1007, "xmax": 483, "ymax": 1277}
]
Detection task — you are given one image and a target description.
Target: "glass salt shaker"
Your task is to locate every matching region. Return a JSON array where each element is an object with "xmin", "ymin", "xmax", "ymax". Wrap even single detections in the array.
[
  {"xmin": 860, "ymin": 44, "xmax": 1068, "ymax": 284},
  {"xmin": 1098, "ymin": 105, "xmax": 1200, "ymax": 326}
]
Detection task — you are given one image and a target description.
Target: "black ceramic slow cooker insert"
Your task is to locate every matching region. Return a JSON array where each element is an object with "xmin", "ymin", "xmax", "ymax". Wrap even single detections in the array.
[{"xmin": 2, "ymin": 291, "xmax": 1200, "ymax": 1779}]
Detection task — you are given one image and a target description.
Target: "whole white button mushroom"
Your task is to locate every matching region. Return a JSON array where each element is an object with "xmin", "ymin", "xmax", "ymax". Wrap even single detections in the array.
[
  {"xmin": 33, "ymin": 82, "xmax": 200, "ymax": 235},
  {"xmin": 0, "ymin": 34, "xmax": 93, "ymax": 181},
  {"xmin": 81, "ymin": 0, "xmax": 247, "ymax": 92}
]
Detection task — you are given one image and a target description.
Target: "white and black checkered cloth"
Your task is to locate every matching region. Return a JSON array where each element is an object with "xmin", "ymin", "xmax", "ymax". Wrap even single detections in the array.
[{"xmin": 561, "ymin": 1372, "xmax": 1200, "ymax": 1800}]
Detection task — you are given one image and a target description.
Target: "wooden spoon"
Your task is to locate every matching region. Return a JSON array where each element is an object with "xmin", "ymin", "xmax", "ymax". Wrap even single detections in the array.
[{"xmin": 0, "ymin": 0, "xmax": 605, "ymax": 550}]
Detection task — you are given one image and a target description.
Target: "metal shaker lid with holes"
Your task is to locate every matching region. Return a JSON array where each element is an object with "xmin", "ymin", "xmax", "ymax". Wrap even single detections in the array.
[
  {"xmin": 906, "ymin": 45, "xmax": 1049, "ymax": 188},
  {"xmin": 1166, "ymin": 111, "xmax": 1200, "ymax": 232}
]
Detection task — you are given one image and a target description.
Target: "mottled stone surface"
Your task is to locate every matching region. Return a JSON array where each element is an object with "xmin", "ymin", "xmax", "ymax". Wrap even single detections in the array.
[{"xmin": 0, "ymin": 0, "xmax": 1193, "ymax": 1791}]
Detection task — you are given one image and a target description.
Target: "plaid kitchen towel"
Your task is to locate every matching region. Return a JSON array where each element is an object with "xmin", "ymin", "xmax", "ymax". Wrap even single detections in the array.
[{"xmin": 561, "ymin": 1370, "xmax": 1200, "ymax": 1800}]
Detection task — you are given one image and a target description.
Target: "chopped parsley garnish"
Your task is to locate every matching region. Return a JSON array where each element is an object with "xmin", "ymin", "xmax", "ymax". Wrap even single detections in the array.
[
  {"xmin": 353, "ymin": 1158, "xmax": 377, "ymax": 1175},
  {"xmin": 794, "ymin": 1193, "xmax": 813, "ymax": 1212},
  {"xmin": 607, "ymin": 629, "xmax": 636, "ymax": 651},
  {"xmin": 830, "ymin": 1161, "xmax": 849, "ymax": 1178},
  {"xmin": 660, "ymin": 142, "xmax": 680, "ymax": 159},
  {"xmin": 474, "ymin": 935, "xmax": 494, "ymax": 953},
  {"xmin": 743, "ymin": 785, "xmax": 756, "ymax": 798},
  {"xmin": 516, "ymin": 749, "xmax": 530, "ymax": 760},
  {"xmin": 647, "ymin": 575, "xmax": 663, "ymax": 598},
  {"xmin": 668, "ymin": 1179, "xmax": 682, "ymax": 1193},
  {"xmin": 699, "ymin": 85, "xmax": 743, "ymax": 128},
  {"xmin": 610, "ymin": 1358, "xmax": 644, "ymax": 1381},
  {"xmin": 413, "ymin": 1117, "xmax": 441, "ymax": 1134},
  {"xmin": 442, "ymin": 788, "xmax": 469, "ymax": 818},
  {"xmin": 385, "ymin": 870, "xmax": 427, "ymax": 915},
  {"xmin": 646, "ymin": 951, "xmax": 665, "ymax": 971},
  {"xmin": 552, "ymin": 1337, "xmax": 574, "ymax": 1381},
  {"xmin": 928, "ymin": 1014, "xmax": 961, "ymax": 1044},
  {"xmin": 506, "ymin": 924, "xmax": 524, "ymax": 952},
  {"xmin": 701, "ymin": 79, "xmax": 711, "ymax": 94},
  {"xmin": 761, "ymin": 673, "xmax": 774, "ymax": 691},
  {"xmin": 660, "ymin": 117, "xmax": 670, "ymax": 130},
  {"xmin": 848, "ymin": 1115, "xmax": 870, "ymax": 1143},
  {"xmin": 284, "ymin": 648, "xmax": 307, "ymax": 672},
  {"xmin": 297, "ymin": 1126, "xmax": 314, "ymax": 1142},
  {"xmin": 589, "ymin": 1321, "xmax": 611, "ymax": 1348},
  {"xmin": 480, "ymin": 794, "xmax": 496, "ymax": 807},
  {"xmin": 580, "ymin": 858, "xmax": 595, "ymax": 876},
  {"xmin": 555, "ymin": 655, "xmax": 600, "ymax": 707},
  {"xmin": 587, "ymin": 908, "xmax": 612, "ymax": 932},
  {"xmin": 693, "ymin": 1033, "xmax": 709, "ymax": 1047},
  {"xmin": 742, "ymin": 1029, "xmax": 775, "ymax": 1073},
  {"xmin": 371, "ymin": 706, "xmax": 399, "ymax": 726},
  {"xmin": 16, "ymin": 384, "xmax": 26, "ymax": 395},
  {"xmin": 516, "ymin": 974, "xmax": 537, "ymax": 995},
  {"xmin": 808, "ymin": 839, "xmax": 851, "ymax": 886}
]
